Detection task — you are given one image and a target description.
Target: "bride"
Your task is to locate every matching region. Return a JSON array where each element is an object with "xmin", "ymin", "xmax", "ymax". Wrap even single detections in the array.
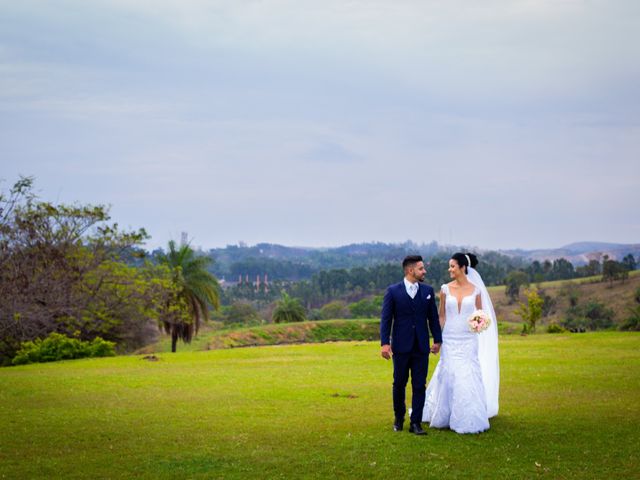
[{"xmin": 422, "ymin": 252, "xmax": 499, "ymax": 433}]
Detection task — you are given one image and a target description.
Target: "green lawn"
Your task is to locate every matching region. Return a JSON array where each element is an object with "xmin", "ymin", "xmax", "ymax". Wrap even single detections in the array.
[{"xmin": 1, "ymin": 333, "xmax": 639, "ymax": 479}]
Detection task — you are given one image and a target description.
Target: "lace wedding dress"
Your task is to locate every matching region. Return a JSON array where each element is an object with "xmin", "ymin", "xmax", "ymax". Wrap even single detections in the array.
[{"xmin": 422, "ymin": 283, "xmax": 491, "ymax": 433}]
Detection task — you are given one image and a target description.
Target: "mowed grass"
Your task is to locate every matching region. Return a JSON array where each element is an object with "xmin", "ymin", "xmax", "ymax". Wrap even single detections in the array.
[{"xmin": 1, "ymin": 333, "xmax": 639, "ymax": 479}]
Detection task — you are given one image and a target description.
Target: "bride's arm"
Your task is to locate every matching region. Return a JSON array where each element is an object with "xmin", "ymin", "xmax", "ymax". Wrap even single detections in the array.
[{"xmin": 439, "ymin": 290, "xmax": 446, "ymax": 329}]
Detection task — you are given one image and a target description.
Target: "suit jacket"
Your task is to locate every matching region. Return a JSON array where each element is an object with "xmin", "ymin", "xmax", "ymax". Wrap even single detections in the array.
[{"xmin": 380, "ymin": 281, "xmax": 442, "ymax": 354}]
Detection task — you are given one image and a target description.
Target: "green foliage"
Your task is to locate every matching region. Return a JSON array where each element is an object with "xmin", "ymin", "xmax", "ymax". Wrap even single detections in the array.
[
  {"xmin": 620, "ymin": 306, "xmax": 640, "ymax": 331},
  {"xmin": 319, "ymin": 300, "xmax": 349, "ymax": 320},
  {"xmin": 515, "ymin": 289, "xmax": 544, "ymax": 333},
  {"xmin": 620, "ymin": 291, "xmax": 640, "ymax": 331},
  {"xmin": 12, "ymin": 333, "xmax": 115, "ymax": 365},
  {"xmin": 157, "ymin": 240, "xmax": 221, "ymax": 352},
  {"xmin": 213, "ymin": 302, "xmax": 262, "ymax": 325},
  {"xmin": 504, "ymin": 270, "xmax": 529, "ymax": 304},
  {"xmin": 537, "ymin": 288, "xmax": 557, "ymax": 317},
  {"xmin": 622, "ymin": 254, "xmax": 637, "ymax": 272},
  {"xmin": 272, "ymin": 292, "xmax": 306, "ymax": 323},
  {"xmin": 348, "ymin": 295, "xmax": 383, "ymax": 318},
  {"xmin": 0, "ymin": 177, "xmax": 167, "ymax": 364},
  {"xmin": 204, "ymin": 319, "xmax": 380, "ymax": 349},
  {"xmin": 562, "ymin": 300, "xmax": 615, "ymax": 332},
  {"xmin": 546, "ymin": 323, "xmax": 568, "ymax": 333},
  {"xmin": 602, "ymin": 255, "xmax": 629, "ymax": 285}
]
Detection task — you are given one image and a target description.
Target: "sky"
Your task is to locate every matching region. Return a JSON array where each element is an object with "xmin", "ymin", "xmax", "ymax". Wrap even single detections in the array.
[{"xmin": 1, "ymin": 0, "xmax": 639, "ymax": 251}]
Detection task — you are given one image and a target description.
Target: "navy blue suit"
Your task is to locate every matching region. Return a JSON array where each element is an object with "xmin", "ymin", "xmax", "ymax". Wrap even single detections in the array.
[{"xmin": 380, "ymin": 281, "xmax": 442, "ymax": 424}]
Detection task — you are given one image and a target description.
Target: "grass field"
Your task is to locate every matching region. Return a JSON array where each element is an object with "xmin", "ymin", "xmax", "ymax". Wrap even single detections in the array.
[{"xmin": 1, "ymin": 332, "xmax": 639, "ymax": 479}]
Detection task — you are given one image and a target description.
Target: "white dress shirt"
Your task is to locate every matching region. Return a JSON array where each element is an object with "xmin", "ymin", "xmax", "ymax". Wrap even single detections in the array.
[{"xmin": 404, "ymin": 278, "xmax": 419, "ymax": 299}]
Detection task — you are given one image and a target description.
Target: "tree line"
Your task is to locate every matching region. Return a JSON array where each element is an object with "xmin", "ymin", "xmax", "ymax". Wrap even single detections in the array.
[
  {"xmin": 3, "ymin": 176, "xmax": 636, "ymax": 363},
  {"xmin": 0, "ymin": 178, "xmax": 220, "ymax": 364}
]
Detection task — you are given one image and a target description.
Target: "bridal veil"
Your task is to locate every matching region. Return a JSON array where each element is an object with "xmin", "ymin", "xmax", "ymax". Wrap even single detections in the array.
[{"xmin": 467, "ymin": 266, "xmax": 500, "ymax": 417}]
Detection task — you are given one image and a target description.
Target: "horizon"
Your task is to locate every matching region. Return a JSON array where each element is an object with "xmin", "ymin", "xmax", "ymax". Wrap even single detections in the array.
[{"xmin": 146, "ymin": 237, "xmax": 639, "ymax": 254}]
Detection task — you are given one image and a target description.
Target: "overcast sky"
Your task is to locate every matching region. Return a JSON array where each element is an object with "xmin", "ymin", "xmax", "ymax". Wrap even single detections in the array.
[{"xmin": 1, "ymin": 0, "xmax": 639, "ymax": 251}]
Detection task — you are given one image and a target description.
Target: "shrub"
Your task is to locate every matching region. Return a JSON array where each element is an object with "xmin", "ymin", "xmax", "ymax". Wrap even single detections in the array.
[
  {"xmin": 272, "ymin": 293, "xmax": 306, "ymax": 323},
  {"xmin": 620, "ymin": 306, "xmax": 640, "ymax": 331},
  {"xmin": 515, "ymin": 289, "xmax": 544, "ymax": 333},
  {"xmin": 561, "ymin": 300, "xmax": 615, "ymax": 332},
  {"xmin": 216, "ymin": 302, "xmax": 262, "ymax": 325},
  {"xmin": 320, "ymin": 301, "xmax": 349, "ymax": 320},
  {"xmin": 348, "ymin": 295, "xmax": 383, "ymax": 318},
  {"xmin": 547, "ymin": 323, "xmax": 568, "ymax": 334},
  {"xmin": 12, "ymin": 333, "xmax": 115, "ymax": 365}
]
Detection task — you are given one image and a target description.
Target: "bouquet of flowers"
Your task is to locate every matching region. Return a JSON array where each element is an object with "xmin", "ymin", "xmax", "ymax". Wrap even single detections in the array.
[{"xmin": 467, "ymin": 309, "xmax": 491, "ymax": 333}]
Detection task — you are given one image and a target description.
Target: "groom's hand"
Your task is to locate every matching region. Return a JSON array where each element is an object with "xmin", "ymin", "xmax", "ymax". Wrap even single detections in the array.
[
  {"xmin": 430, "ymin": 343, "xmax": 441, "ymax": 354},
  {"xmin": 381, "ymin": 344, "xmax": 392, "ymax": 360}
]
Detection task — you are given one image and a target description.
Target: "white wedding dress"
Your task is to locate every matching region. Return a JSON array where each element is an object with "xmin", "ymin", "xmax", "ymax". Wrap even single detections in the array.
[{"xmin": 422, "ymin": 283, "xmax": 492, "ymax": 433}]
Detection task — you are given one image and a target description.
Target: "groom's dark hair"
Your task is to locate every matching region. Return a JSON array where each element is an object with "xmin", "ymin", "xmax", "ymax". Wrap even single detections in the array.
[{"xmin": 402, "ymin": 255, "xmax": 423, "ymax": 271}]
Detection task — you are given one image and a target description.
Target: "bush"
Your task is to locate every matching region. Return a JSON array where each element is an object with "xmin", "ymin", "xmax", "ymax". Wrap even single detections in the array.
[
  {"xmin": 12, "ymin": 333, "xmax": 115, "ymax": 365},
  {"xmin": 620, "ymin": 306, "xmax": 640, "ymax": 331},
  {"xmin": 348, "ymin": 295, "xmax": 383, "ymax": 318},
  {"xmin": 320, "ymin": 301, "xmax": 349, "ymax": 320},
  {"xmin": 547, "ymin": 323, "xmax": 568, "ymax": 334},
  {"xmin": 214, "ymin": 302, "xmax": 262, "ymax": 325},
  {"xmin": 561, "ymin": 300, "xmax": 615, "ymax": 332}
]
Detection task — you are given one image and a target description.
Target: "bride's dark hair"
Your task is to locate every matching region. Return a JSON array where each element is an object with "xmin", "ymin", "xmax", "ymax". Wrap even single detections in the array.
[{"xmin": 451, "ymin": 252, "xmax": 479, "ymax": 274}]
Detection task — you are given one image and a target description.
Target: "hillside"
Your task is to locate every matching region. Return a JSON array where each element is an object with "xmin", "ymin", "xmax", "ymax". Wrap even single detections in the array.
[
  {"xmin": 503, "ymin": 241, "xmax": 640, "ymax": 266},
  {"xmin": 488, "ymin": 270, "xmax": 640, "ymax": 331},
  {"xmin": 192, "ymin": 240, "xmax": 640, "ymax": 285}
]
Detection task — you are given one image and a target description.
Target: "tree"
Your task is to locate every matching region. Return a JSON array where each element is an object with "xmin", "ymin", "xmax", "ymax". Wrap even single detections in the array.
[
  {"xmin": 272, "ymin": 292, "xmax": 306, "ymax": 323},
  {"xmin": 349, "ymin": 295, "xmax": 383, "ymax": 318},
  {"xmin": 157, "ymin": 240, "xmax": 220, "ymax": 352},
  {"xmin": 0, "ymin": 177, "xmax": 165, "ymax": 364},
  {"xmin": 622, "ymin": 254, "xmax": 637, "ymax": 272},
  {"xmin": 550, "ymin": 258, "xmax": 575, "ymax": 281},
  {"xmin": 514, "ymin": 289, "xmax": 543, "ymax": 333},
  {"xmin": 577, "ymin": 259, "xmax": 601, "ymax": 278},
  {"xmin": 602, "ymin": 256, "xmax": 627, "ymax": 286},
  {"xmin": 504, "ymin": 270, "xmax": 529, "ymax": 304},
  {"xmin": 223, "ymin": 302, "xmax": 261, "ymax": 325},
  {"xmin": 563, "ymin": 300, "xmax": 614, "ymax": 332},
  {"xmin": 319, "ymin": 300, "xmax": 349, "ymax": 320}
]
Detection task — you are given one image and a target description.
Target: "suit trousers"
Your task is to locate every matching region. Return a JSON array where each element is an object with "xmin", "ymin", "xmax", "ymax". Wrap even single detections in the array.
[{"xmin": 392, "ymin": 336, "xmax": 429, "ymax": 424}]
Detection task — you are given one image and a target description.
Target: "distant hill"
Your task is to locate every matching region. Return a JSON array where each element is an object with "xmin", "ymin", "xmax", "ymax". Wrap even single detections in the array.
[
  {"xmin": 175, "ymin": 240, "xmax": 639, "ymax": 282},
  {"xmin": 503, "ymin": 242, "xmax": 640, "ymax": 266},
  {"xmin": 206, "ymin": 241, "xmax": 444, "ymax": 281}
]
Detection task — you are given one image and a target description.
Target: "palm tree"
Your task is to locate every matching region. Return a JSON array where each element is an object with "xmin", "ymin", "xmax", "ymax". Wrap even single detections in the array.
[
  {"xmin": 158, "ymin": 240, "xmax": 220, "ymax": 352},
  {"xmin": 272, "ymin": 292, "xmax": 306, "ymax": 323}
]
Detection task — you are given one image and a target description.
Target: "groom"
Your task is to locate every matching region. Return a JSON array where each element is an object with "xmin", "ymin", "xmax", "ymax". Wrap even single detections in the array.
[{"xmin": 380, "ymin": 255, "xmax": 442, "ymax": 435}]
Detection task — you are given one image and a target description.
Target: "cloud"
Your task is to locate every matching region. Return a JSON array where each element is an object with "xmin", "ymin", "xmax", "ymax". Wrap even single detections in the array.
[{"xmin": 0, "ymin": 0, "xmax": 638, "ymax": 250}]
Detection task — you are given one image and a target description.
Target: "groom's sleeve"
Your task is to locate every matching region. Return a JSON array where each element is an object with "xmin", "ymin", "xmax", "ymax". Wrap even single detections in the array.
[
  {"xmin": 427, "ymin": 287, "xmax": 442, "ymax": 344},
  {"xmin": 380, "ymin": 287, "xmax": 394, "ymax": 346}
]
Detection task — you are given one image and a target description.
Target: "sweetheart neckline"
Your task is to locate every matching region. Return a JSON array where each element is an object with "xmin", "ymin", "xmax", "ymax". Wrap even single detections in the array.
[{"xmin": 445, "ymin": 286, "xmax": 476, "ymax": 315}]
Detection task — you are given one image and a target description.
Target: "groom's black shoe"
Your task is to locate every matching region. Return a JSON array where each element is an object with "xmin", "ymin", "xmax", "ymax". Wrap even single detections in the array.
[
  {"xmin": 393, "ymin": 418, "xmax": 403, "ymax": 432},
  {"xmin": 409, "ymin": 422, "xmax": 427, "ymax": 435}
]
